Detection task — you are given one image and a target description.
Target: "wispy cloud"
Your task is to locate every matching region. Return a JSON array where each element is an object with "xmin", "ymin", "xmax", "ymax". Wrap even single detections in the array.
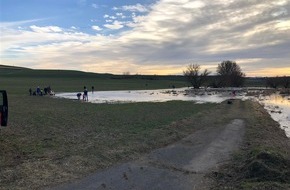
[
  {"xmin": 30, "ymin": 25, "xmax": 63, "ymax": 33},
  {"xmin": 113, "ymin": 3, "xmax": 150, "ymax": 13},
  {"xmin": 0, "ymin": 18, "xmax": 47, "ymax": 28}
]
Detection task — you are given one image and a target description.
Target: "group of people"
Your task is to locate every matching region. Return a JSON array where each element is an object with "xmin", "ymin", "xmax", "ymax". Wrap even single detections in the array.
[
  {"xmin": 77, "ymin": 86, "xmax": 94, "ymax": 101},
  {"xmin": 29, "ymin": 86, "xmax": 54, "ymax": 96},
  {"xmin": 29, "ymin": 85, "xmax": 94, "ymax": 101}
]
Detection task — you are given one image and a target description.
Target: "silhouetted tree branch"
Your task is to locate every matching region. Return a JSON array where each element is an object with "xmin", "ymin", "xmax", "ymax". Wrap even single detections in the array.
[{"xmin": 183, "ymin": 64, "xmax": 210, "ymax": 89}]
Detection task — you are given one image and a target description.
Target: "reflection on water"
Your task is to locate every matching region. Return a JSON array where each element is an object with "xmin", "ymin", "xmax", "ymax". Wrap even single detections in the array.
[
  {"xmin": 55, "ymin": 88, "xmax": 290, "ymax": 138},
  {"xmin": 55, "ymin": 88, "xmax": 238, "ymax": 104},
  {"xmin": 261, "ymin": 94, "xmax": 290, "ymax": 106},
  {"xmin": 257, "ymin": 94, "xmax": 290, "ymax": 137}
]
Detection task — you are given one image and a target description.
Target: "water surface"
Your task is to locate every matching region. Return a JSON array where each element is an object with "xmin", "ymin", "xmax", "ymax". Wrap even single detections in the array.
[
  {"xmin": 55, "ymin": 88, "xmax": 236, "ymax": 104},
  {"xmin": 257, "ymin": 94, "xmax": 290, "ymax": 137}
]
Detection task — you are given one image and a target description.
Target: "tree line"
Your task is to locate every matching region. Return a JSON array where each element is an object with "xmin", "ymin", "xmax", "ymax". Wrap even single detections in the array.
[
  {"xmin": 184, "ymin": 60, "xmax": 245, "ymax": 89},
  {"xmin": 265, "ymin": 76, "xmax": 290, "ymax": 89},
  {"xmin": 184, "ymin": 60, "xmax": 290, "ymax": 89}
]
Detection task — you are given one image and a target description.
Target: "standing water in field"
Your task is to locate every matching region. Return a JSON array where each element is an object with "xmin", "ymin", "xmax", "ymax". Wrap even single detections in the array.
[
  {"xmin": 55, "ymin": 88, "xmax": 239, "ymax": 104},
  {"xmin": 256, "ymin": 93, "xmax": 290, "ymax": 137}
]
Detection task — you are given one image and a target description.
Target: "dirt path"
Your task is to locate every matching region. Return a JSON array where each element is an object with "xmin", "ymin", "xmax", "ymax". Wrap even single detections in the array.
[{"xmin": 49, "ymin": 119, "xmax": 245, "ymax": 190}]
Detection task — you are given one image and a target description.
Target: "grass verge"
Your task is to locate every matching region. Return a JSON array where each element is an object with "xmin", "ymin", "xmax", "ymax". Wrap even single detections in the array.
[{"xmin": 211, "ymin": 101, "xmax": 290, "ymax": 189}]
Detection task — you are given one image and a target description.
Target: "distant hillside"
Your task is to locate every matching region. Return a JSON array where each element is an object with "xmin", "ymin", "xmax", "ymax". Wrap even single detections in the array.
[
  {"xmin": 0, "ymin": 65, "xmax": 188, "ymax": 94},
  {"xmin": 0, "ymin": 65, "xmax": 275, "ymax": 87},
  {"xmin": 0, "ymin": 65, "xmax": 30, "ymax": 70},
  {"xmin": 0, "ymin": 64, "xmax": 30, "ymax": 75},
  {"xmin": 0, "ymin": 65, "xmax": 113, "ymax": 79},
  {"xmin": 0, "ymin": 65, "xmax": 185, "ymax": 81}
]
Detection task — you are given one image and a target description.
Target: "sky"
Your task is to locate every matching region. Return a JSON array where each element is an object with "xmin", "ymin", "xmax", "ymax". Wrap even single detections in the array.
[{"xmin": 0, "ymin": 0, "xmax": 290, "ymax": 76}]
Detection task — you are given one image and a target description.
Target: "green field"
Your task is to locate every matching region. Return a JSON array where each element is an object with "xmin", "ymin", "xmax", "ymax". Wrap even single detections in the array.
[
  {"xmin": 1, "ymin": 95, "xmax": 216, "ymax": 189},
  {"xmin": 0, "ymin": 66, "xmax": 212, "ymax": 189},
  {"xmin": 0, "ymin": 65, "xmax": 188, "ymax": 95},
  {"xmin": 0, "ymin": 65, "xmax": 289, "ymax": 189}
]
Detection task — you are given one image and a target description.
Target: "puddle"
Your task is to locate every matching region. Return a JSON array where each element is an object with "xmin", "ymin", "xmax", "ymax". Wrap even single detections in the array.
[{"xmin": 55, "ymin": 88, "xmax": 290, "ymax": 138}]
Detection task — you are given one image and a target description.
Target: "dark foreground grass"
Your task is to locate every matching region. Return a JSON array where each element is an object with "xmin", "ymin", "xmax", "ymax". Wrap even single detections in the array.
[{"xmin": 0, "ymin": 94, "xmax": 215, "ymax": 189}]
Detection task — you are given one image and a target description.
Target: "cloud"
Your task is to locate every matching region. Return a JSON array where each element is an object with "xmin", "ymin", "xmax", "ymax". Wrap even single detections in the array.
[
  {"xmin": 113, "ymin": 3, "xmax": 150, "ymax": 13},
  {"xmin": 30, "ymin": 25, "xmax": 63, "ymax": 33},
  {"xmin": 116, "ymin": 12, "xmax": 127, "ymax": 19},
  {"xmin": 116, "ymin": 12, "xmax": 123, "ymax": 16},
  {"xmin": 103, "ymin": 14, "xmax": 117, "ymax": 20},
  {"xmin": 120, "ymin": 0, "xmax": 290, "ymax": 60},
  {"xmin": 103, "ymin": 21, "xmax": 124, "ymax": 30},
  {"xmin": 126, "ymin": 15, "xmax": 146, "ymax": 27},
  {"xmin": 0, "ymin": 19, "xmax": 46, "ymax": 29},
  {"xmin": 92, "ymin": 3, "xmax": 107, "ymax": 9},
  {"xmin": 92, "ymin": 3, "xmax": 98, "ymax": 9},
  {"xmin": 1, "ymin": 0, "xmax": 290, "ymax": 76},
  {"xmin": 92, "ymin": 25, "xmax": 102, "ymax": 31},
  {"xmin": 109, "ymin": 16, "xmax": 117, "ymax": 19}
]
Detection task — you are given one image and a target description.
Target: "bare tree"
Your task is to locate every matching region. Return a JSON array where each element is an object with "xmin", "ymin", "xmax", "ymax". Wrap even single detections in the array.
[
  {"xmin": 122, "ymin": 71, "xmax": 131, "ymax": 79},
  {"xmin": 281, "ymin": 76, "xmax": 290, "ymax": 88},
  {"xmin": 266, "ymin": 76, "xmax": 290, "ymax": 88},
  {"xmin": 217, "ymin": 60, "xmax": 245, "ymax": 87},
  {"xmin": 183, "ymin": 64, "xmax": 210, "ymax": 89},
  {"xmin": 266, "ymin": 77, "xmax": 280, "ymax": 88},
  {"xmin": 123, "ymin": 71, "xmax": 130, "ymax": 76}
]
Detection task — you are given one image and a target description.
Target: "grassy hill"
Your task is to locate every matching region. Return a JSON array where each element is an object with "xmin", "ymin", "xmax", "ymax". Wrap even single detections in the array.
[
  {"xmin": 0, "ymin": 65, "xmax": 188, "ymax": 95},
  {"xmin": 0, "ymin": 64, "xmax": 112, "ymax": 78},
  {"xmin": 0, "ymin": 65, "xmax": 30, "ymax": 75}
]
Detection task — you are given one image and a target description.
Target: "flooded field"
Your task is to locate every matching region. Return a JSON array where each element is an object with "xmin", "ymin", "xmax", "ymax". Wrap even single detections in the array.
[
  {"xmin": 55, "ymin": 88, "xmax": 290, "ymax": 137},
  {"xmin": 56, "ymin": 88, "xmax": 229, "ymax": 103},
  {"xmin": 55, "ymin": 88, "xmax": 247, "ymax": 103},
  {"xmin": 256, "ymin": 93, "xmax": 290, "ymax": 137}
]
